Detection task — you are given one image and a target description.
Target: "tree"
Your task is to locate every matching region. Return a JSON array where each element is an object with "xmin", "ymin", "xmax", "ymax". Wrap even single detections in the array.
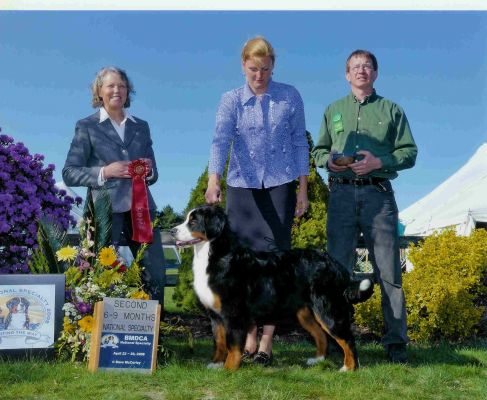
[
  {"xmin": 172, "ymin": 132, "xmax": 329, "ymax": 313},
  {"xmin": 156, "ymin": 205, "xmax": 184, "ymax": 230}
]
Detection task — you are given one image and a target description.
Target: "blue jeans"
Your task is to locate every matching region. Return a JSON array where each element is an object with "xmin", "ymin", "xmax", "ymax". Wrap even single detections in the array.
[{"xmin": 327, "ymin": 180, "xmax": 408, "ymax": 345}]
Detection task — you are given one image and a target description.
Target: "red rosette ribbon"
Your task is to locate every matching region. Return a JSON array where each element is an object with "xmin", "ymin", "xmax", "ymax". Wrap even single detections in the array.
[{"xmin": 128, "ymin": 159, "xmax": 153, "ymax": 243}]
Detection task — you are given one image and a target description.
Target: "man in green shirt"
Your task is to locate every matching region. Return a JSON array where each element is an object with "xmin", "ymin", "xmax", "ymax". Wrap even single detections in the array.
[{"xmin": 312, "ymin": 49, "xmax": 417, "ymax": 363}]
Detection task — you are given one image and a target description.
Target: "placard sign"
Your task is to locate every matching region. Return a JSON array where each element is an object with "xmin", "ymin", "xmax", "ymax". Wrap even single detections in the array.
[{"xmin": 88, "ymin": 297, "xmax": 161, "ymax": 373}]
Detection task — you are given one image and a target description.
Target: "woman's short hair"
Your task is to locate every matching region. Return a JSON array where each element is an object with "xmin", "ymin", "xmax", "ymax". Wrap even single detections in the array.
[
  {"xmin": 346, "ymin": 49, "xmax": 378, "ymax": 72},
  {"xmin": 241, "ymin": 36, "xmax": 276, "ymax": 66},
  {"xmin": 91, "ymin": 66, "xmax": 135, "ymax": 108}
]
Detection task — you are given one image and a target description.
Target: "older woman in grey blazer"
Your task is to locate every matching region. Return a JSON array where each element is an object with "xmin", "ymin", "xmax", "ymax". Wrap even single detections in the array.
[{"xmin": 62, "ymin": 66, "xmax": 165, "ymax": 304}]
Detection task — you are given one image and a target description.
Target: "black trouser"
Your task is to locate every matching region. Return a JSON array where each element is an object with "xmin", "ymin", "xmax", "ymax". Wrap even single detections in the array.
[
  {"xmin": 226, "ymin": 181, "xmax": 297, "ymax": 252},
  {"xmin": 112, "ymin": 210, "xmax": 166, "ymax": 304}
]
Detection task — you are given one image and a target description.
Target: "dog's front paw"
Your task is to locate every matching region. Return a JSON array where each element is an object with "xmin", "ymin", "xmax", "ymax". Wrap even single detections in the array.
[
  {"xmin": 207, "ymin": 361, "xmax": 224, "ymax": 369},
  {"xmin": 306, "ymin": 355, "xmax": 325, "ymax": 366}
]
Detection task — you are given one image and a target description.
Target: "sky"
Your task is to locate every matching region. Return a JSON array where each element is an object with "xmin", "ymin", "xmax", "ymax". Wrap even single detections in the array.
[{"xmin": 1, "ymin": 9, "xmax": 487, "ymax": 215}]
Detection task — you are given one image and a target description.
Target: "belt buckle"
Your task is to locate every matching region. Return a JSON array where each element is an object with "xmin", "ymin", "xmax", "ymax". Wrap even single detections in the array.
[{"xmin": 354, "ymin": 178, "xmax": 371, "ymax": 186}]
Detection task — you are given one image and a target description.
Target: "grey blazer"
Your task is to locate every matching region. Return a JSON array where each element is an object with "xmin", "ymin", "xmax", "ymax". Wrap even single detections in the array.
[{"xmin": 62, "ymin": 111, "xmax": 158, "ymax": 213}]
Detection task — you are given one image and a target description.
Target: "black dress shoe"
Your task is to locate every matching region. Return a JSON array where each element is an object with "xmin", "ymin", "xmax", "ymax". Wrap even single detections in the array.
[
  {"xmin": 253, "ymin": 351, "xmax": 273, "ymax": 367},
  {"xmin": 241, "ymin": 350, "xmax": 256, "ymax": 363},
  {"xmin": 387, "ymin": 343, "xmax": 408, "ymax": 364}
]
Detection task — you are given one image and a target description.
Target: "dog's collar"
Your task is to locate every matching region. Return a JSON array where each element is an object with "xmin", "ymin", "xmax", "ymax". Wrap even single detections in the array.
[{"xmin": 176, "ymin": 238, "xmax": 203, "ymax": 248}]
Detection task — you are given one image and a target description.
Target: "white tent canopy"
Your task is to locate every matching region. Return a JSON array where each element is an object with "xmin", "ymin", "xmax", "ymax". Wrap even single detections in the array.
[{"xmin": 400, "ymin": 143, "xmax": 487, "ymax": 236}]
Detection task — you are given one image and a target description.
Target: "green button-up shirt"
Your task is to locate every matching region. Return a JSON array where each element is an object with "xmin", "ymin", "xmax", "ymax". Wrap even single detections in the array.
[{"xmin": 312, "ymin": 91, "xmax": 417, "ymax": 180}]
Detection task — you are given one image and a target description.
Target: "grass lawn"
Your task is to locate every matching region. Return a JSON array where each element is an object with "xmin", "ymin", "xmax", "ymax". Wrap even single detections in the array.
[
  {"xmin": 2, "ymin": 289, "xmax": 486, "ymax": 399},
  {"xmin": 1, "ymin": 338, "xmax": 486, "ymax": 400}
]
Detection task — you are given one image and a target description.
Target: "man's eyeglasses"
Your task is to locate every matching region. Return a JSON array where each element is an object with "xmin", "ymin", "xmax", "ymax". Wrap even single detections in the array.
[{"xmin": 350, "ymin": 63, "xmax": 374, "ymax": 72}]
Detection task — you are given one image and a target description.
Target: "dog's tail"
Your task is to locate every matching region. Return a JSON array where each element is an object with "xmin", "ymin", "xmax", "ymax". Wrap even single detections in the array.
[{"xmin": 343, "ymin": 278, "xmax": 374, "ymax": 304}]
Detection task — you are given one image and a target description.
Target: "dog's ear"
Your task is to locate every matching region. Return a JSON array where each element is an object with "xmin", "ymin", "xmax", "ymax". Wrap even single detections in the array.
[
  {"xmin": 204, "ymin": 206, "xmax": 227, "ymax": 240},
  {"xmin": 6, "ymin": 297, "xmax": 19, "ymax": 310}
]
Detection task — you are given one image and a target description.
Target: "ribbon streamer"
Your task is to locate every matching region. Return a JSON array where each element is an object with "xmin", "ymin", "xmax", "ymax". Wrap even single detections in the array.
[{"xmin": 128, "ymin": 159, "xmax": 153, "ymax": 243}]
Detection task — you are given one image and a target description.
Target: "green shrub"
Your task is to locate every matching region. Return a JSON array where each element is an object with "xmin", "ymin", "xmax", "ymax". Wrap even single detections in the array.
[
  {"xmin": 353, "ymin": 289, "xmax": 383, "ymax": 336},
  {"xmin": 354, "ymin": 229, "xmax": 487, "ymax": 342}
]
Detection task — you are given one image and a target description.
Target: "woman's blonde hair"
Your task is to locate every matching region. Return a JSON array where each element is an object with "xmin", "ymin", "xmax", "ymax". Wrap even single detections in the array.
[
  {"xmin": 241, "ymin": 36, "xmax": 276, "ymax": 66},
  {"xmin": 90, "ymin": 66, "xmax": 135, "ymax": 108}
]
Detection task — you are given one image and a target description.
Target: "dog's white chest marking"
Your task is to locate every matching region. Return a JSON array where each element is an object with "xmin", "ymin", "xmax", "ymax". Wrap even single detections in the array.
[
  {"xmin": 8, "ymin": 313, "xmax": 27, "ymax": 329},
  {"xmin": 192, "ymin": 242, "xmax": 218, "ymax": 312}
]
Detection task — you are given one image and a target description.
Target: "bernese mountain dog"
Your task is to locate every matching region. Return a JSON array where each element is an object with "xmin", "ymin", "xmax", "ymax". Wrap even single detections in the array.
[
  {"xmin": 4, "ymin": 296, "xmax": 30, "ymax": 330},
  {"xmin": 171, "ymin": 205, "xmax": 374, "ymax": 371}
]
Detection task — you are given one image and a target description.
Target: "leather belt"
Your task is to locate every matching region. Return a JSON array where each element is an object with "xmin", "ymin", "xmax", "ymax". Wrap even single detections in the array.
[{"xmin": 328, "ymin": 176, "xmax": 388, "ymax": 186}]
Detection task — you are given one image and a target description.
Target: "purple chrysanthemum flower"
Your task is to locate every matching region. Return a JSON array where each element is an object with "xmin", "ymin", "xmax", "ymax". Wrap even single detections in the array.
[
  {"xmin": 76, "ymin": 302, "xmax": 93, "ymax": 314},
  {"xmin": 0, "ymin": 134, "xmax": 77, "ymax": 273}
]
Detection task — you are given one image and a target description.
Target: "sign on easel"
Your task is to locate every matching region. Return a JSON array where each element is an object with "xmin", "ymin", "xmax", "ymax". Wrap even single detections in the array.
[{"xmin": 88, "ymin": 297, "xmax": 161, "ymax": 373}]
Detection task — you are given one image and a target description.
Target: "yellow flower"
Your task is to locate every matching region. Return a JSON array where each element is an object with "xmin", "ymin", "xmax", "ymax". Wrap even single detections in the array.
[
  {"xmin": 130, "ymin": 290, "xmax": 150, "ymax": 300},
  {"xmin": 56, "ymin": 246, "xmax": 78, "ymax": 262},
  {"xmin": 65, "ymin": 266, "xmax": 82, "ymax": 286},
  {"xmin": 63, "ymin": 316, "xmax": 75, "ymax": 334},
  {"xmin": 95, "ymin": 269, "xmax": 122, "ymax": 289},
  {"xmin": 78, "ymin": 316, "xmax": 94, "ymax": 333},
  {"xmin": 98, "ymin": 247, "xmax": 117, "ymax": 266}
]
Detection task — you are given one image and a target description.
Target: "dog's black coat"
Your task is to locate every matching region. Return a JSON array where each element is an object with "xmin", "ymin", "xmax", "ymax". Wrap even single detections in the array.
[{"xmin": 172, "ymin": 205, "xmax": 374, "ymax": 370}]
